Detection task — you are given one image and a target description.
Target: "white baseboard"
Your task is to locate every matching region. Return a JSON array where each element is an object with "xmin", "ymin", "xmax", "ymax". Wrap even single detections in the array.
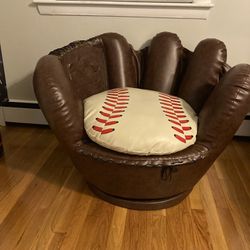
[
  {"xmin": 0, "ymin": 106, "xmax": 47, "ymax": 126},
  {"xmin": 235, "ymin": 119, "xmax": 250, "ymax": 137}
]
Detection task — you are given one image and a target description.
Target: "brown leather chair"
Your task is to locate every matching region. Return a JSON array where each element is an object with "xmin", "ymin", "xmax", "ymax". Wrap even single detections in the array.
[{"xmin": 33, "ymin": 32, "xmax": 250, "ymax": 210}]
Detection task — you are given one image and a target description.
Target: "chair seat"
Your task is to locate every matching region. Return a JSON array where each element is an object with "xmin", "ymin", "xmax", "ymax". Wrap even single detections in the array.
[{"xmin": 84, "ymin": 87, "xmax": 198, "ymax": 155}]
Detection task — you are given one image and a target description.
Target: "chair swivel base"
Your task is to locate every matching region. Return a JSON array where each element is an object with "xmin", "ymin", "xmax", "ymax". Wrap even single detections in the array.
[{"xmin": 88, "ymin": 184, "xmax": 192, "ymax": 210}]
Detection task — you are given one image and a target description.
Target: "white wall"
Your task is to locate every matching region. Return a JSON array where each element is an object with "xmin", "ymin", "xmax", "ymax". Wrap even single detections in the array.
[{"xmin": 1, "ymin": 0, "xmax": 250, "ymax": 101}]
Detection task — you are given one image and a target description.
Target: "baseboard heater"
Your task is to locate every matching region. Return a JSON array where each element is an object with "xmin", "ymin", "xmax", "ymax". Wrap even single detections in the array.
[
  {"xmin": 0, "ymin": 100, "xmax": 47, "ymax": 125},
  {"xmin": 0, "ymin": 101, "xmax": 249, "ymax": 136}
]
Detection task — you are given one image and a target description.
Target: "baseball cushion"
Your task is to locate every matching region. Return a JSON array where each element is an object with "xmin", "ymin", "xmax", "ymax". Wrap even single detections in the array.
[{"xmin": 84, "ymin": 87, "xmax": 198, "ymax": 155}]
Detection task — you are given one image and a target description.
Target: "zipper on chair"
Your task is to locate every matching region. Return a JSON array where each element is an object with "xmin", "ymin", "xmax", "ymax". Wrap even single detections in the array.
[{"xmin": 161, "ymin": 166, "xmax": 178, "ymax": 182}]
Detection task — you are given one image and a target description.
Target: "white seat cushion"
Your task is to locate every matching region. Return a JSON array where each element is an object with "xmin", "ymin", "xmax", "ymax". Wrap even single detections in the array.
[{"xmin": 84, "ymin": 87, "xmax": 198, "ymax": 155}]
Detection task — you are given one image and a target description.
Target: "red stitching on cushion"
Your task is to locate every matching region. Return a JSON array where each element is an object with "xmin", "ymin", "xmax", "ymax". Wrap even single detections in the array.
[
  {"xmin": 164, "ymin": 111, "xmax": 176, "ymax": 116},
  {"xmin": 110, "ymin": 114, "xmax": 123, "ymax": 119},
  {"xmin": 92, "ymin": 88, "xmax": 129, "ymax": 135},
  {"xmin": 118, "ymin": 90, "xmax": 129, "ymax": 93},
  {"xmin": 102, "ymin": 106, "xmax": 113, "ymax": 112},
  {"xmin": 118, "ymin": 95, "xmax": 129, "ymax": 98},
  {"xmin": 168, "ymin": 119, "xmax": 181, "ymax": 126},
  {"xmin": 172, "ymin": 126, "xmax": 184, "ymax": 134},
  {"xmin": 172, "ymin": 106, "xmax": 182, "ymax": 110},
  {"xmin": 160, "ymin": 101, "xmax": 172, "ymax": 106},
  {"xmin": 105, "ymin": 121, "xmax": 118, "ymax": 126},
  {"xmin": 100, "ymin": 111, "xmax": 110, "ymax": 118},
  {"xmin": 160, "ymin": 93, "xmax": 179, "ymax": 100},
  {"xmin": 112, "ymin": 110, "xmax": 125, "ymax": 114},
  {"xmin": 159, "ymin": 99, "xmax": 181, "ymax": 105},
  {"xmin": 159, "ymin": 93, "xmax": 194, "ymax": 144},
  {"xmin": 104, "ymin": 102, "xmax": 115, "ymax": 107},
  {"xmin": 106, "ymin": 96, "xmax": 118, "ymax": 100},
  {"xmin": 101, "ymin": 128, "xmax": 115, "ymax": 134},
  {"xmin": 159, "ymin": 99, "xmax": 172, "ymax": 104},
  {"xmin": 117, "ymin": 98, "xmax": 129, "ymax": 101},
  {"xmin": 174, "ymin": 134, "xmax": 186, "ymax": 143},
  {"xmin": 117, "ymin": 102, "xmax": 129, "ymax": 105},
  {"xmin": 166, "ymin": 115, "xmax": 179, "ymax": 120},
  {"xmin": 106, "ymin": 98, "xmax": 117, "ymax": 103},
  {"xmin": 182, "ymin": 126, "xmax": 191, "ymax": 131},
  {"xmin": 116, "ymin": 106, "xmax": 127, "ymax": 109},
  {"xmin": 92, "ymin": 126, "xmax": 103, "ymax": 132},
  {"xmin": 161, "ymin": 106, "xmax": 173, "ymax": 111},
  {"xmin": 96, "ymin": 118, "xmax": 107, "ymax": 123}
]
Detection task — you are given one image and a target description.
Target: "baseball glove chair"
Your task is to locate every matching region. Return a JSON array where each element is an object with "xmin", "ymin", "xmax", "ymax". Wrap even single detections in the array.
[{"xmin": 33, "ymin": 32, "xmax": 250, "ymax": 210}]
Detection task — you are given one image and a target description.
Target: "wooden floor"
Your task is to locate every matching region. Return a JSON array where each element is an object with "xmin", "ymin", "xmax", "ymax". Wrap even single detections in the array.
[{"xmin": 0, "ymin": 125, "xmax": 249, "ymax": 250}]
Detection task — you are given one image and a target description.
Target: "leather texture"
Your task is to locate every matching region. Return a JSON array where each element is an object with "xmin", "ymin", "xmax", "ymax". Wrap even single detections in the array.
[
  {"xmin": 100, "ymin": 33, "xmax": 138, "ymax": 88},
  {"xmin": 197, "ymin": 64, "xmax": 250, "ymax": 153},
  {"xmin": 33, "ymin": 55, "xmax": 84, "ymax": 152},
  {"xmin": 178, "ymin": 39, "xmax": 227, "ymax": 113},
  {"xmin": 33, "ymin": 32, "xmax": 250, "ymax": 207},
  {"xmin": 52, "ymin": 38, "xmax": 108, "ymax": 100},
  {"xmin": 84, "ymin": 87, "xmax": 197, "ymax": 155},
  {"xmin": 142, "ymin": 32, "xmax": 183, "ymax": 94}
]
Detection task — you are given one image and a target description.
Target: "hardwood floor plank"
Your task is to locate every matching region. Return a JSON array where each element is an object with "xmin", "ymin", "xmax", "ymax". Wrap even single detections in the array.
[
  {"xmin": 189, "ymin": 182, "xmax": 203, "ymax": 210},
  {"xmin": 28, "ymin": 168, "xmax": 88, "ymax": 250},
  {"xmin": 217, "ymin": 207, "xmax": 246, "ymax": 250},
  {"xmin": 146, "ymin": 210, "xmax": 168, "ymax": 250},
  {"xmin": 206, "ymin": 166, "xmax": 228, "ymax": 209},
  {"xmin": 58, "ymin": 187, "xmax": 94, "ymax": 250},
  {"xmin": 214, "ymin": 152, "xmax": 250, "ymax": 248},
  {"xmin": 0, "ymin": 126, "xmax": 36, "ymax": 155},
  {"xmin": 165, "ymin": 201, "xmax": 194, "ymax": 250},
  {"xmin": 75, "ymin": 197, "xmax": 115, "ymax": 249},
  {"xmin": 0, "ymin": 129, "xmax": 57, "ymax": 194},
  {"xmin": 0, "ymin": 146, "xmax": 72, "ymax": 250},
  {"xmin": 217, "ymin": 147, "xmax": 250, "ymax": 215},
  {"xmin": 207, "ymin": 166, "xmax": 246, "ymax": 250},
  {"xmin": 0, "ymin": 126, "xmax": 249, "ymax": 250},
  {"xmin": 0, "ymin": 127, "xmax": 41, "ymax": 179},
  {"xmin": 0, "ymin": 130, "xmax": 58, "ymax": 224},
  {"xmin": 199, "ymin": 176, "xmax": 228, "ymax": 250},
  {"xmin": 106, "ymin": 206, "xmax": 127, "ymax": 250},
  {"xmin": 165, "ymin": 198, "xmax": 212, "ymax": 250},
  {"xmin": 122, "ymin": 209, "xmax": 168, "ymax": 250},
  {"xmin": 228, "ymin": 142, "xmax": 250, "ymax": 196},
  {"xmin": 191, "ymin": 209, "xmax": 213, "ymax": 250},
  {"xmin": 121, "ymin": 210, "xmax": 149, "ymax": 250},
  {"xmin": 232, "ymin": 140, "xmax": 250, "ymax": 176}
]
